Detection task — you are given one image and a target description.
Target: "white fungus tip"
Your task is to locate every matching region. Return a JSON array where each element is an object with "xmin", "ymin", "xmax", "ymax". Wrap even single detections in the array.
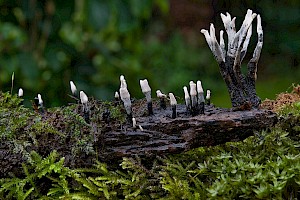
[
  {"xmin": 189, "ymin": 81, "xmax": 197, "ymax": 96},
  {"xmin": 139, "ymin": 79, "xmax": 151, "ymax": 93},
  {"xmin": 156, "ymin": 90, "xmax": 166, "ymax": 98},
  {"xmin": 37, "ymin": 94, "xmax": 43, "ymax": 104},
  {"xmin": 139, "ymin": 125, "xmax": 144, "ymax": 131},
  {"xmin": 206, "ymin": 90, "xmax": 211, "ymax": 100},
  {"xmin": 70, "ymin": 81, "xmax": 77, "ymax": 95},
  {"xmin": 120, "ymin": 75, "xmax": 127, "ymax": 88},
  {"xmin": 183, "ymin": 86, "xmax": 190, "ymax": 99},
  {"xmin": 169, "ymin": 93, "xmax": 177, "ymax": 106},
  {"xmin": 18, "ymin": 88, "xmax": 23, "ymax": 97},
  {"xmin": 80, "ymin": 91, "xmax": 88, "ymax": 104},
  {"xmin": 197, "ymin": 80, "xmax": 204, "ymax": 93},
  {"xmin": 132, "ymin": 117, "xmax": 137, "ymax": 128},
  {"xmin": 115, "ymin": 91, "xmax": 119, "ymax": 98},
  {"xmin": 257, "ymin": 14, "xmax": 262, "ymax": 33}
]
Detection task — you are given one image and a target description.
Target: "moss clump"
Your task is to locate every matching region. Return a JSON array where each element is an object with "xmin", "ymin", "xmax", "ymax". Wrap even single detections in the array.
[{"xmin": 0, "ymin": 92, "xmax": 127, "ymax": 177}]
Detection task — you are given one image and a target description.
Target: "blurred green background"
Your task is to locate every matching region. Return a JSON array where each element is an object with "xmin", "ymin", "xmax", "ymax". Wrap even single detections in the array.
[{"xmin": 0, "ymin": 0, "xmax": 299, "ymax": 107}]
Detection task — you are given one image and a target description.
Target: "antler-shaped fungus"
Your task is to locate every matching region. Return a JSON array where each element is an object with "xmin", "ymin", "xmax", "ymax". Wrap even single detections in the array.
[{"xmin": 201, "ymin": 9, "xmax": 263, "ymax": 109}]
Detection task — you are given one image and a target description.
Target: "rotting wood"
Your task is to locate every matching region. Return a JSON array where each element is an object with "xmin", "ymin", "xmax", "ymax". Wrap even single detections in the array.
[{"xmin": 99, "ymin": 104, "xmax": 277, "ymax": 160}]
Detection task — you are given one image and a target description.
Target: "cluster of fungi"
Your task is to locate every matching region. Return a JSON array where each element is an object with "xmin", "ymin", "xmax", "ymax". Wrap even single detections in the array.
[{"xmin": 6, "ymin": 10, "xmax": 276, "ymax": 162}]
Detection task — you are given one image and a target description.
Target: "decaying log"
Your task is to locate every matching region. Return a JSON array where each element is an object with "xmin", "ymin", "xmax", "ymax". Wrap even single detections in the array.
[{"xmin": 100, "ymin": 104, "xmax": 277, "ymax": 159}]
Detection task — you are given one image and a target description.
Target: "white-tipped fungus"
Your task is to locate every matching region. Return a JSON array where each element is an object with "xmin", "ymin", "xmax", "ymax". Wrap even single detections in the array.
[
  {"xmin": 139, "ymin": 125, "xmax": 144, "ymax": 132},
  {"xmin": 115, "ymin": 91, "xmax": 120, "ymax": 99},
  {"xmin": 79, "ymin": 91, "xmax": 90, "ymax": 123},
  {"xmin": 196, "ymin": 81, "xmax": 205, "ymax": 103},
  {"xmin": 140, "ymin": 79, "xmax": 153, "ymax": 115},
  {"xmin": 132, "ymin": 117, "xmax": 137, "ymax": 129},
  {"xmin": 80, "ymin": 91, "xmax": 88, "ymax": 104},
  {"xmin": 70, "ymin": 81, "xmax": 77, "ymax": 96},
  {"xmin": 169, "ymin": 93, "xmax": 177, "ymax": 106},
  {"xmin": 156, "ymin": 90, "xmax": 167, "ymax": 109},
  {"xmin": 169, "ymin": 93, "xmax": 177, "ymax": 119},
  {"xmin": 119, "ymin": 87, "xmax": 132, "ymax": 116},
  {"xmin": 189, "ymin": 81, "xmax": 198, "ymax": 108},
  {"xmin": 206, "ymin": 90, "xmax": 211, "ymax": 105},
  {"xmin": 156, "ymin": 90, "xmax": 167, "ymax": 98},
  {"xmin": 18, "ymin": 88, "xmax": 23, "ymax": 97},
  {"xmin": 183, "ymin": 86, "xmax": 191, "ymax": 111},
  {"xmin": 197, "ymin": 81, "xmax": 205, "ymax": 114},
  {"xmin": 37, "ymin": 94, "xmax": 43, "ymax": 105}
]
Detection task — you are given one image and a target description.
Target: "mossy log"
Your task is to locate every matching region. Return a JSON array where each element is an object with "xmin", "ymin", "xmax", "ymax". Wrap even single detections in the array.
[
  {"xmin": 101, "ymin": 104, "xmax": 277, "ymax": 159},
  {"xmin": 0, "ymin": 96, "xmax": 277, "ymax": 177}
]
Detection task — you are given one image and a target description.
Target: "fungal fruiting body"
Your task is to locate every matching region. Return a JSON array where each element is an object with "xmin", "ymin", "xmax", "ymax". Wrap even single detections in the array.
[
  {"xmin": 206, "ymin": 90, "xmax": 211, "ymax": 105},
  {"xmin": 201, "ymin": 9, "xmax": 263, "ymax": 109},
  {"xmin": 132, "ymin": 117, "xmax": 137, "ymax": 129},
  {"xmin": 80, "ymin": 91, "xmax": 88, "ymax": 105},
  {"xmin": 169, "ymin": 93, "xmax": 177, "ymax": 119},
  {"xmin": 119, "ymin": 87, "xmax": 132, "ymax": 118},
  {"xmin": 114, "ymin": 91, "xmax": 120, "ymax": 101},
  {"xmin": 156, "ymin": 90, "xmax": 167, "ymax": 110},
  {"xmin": 140, "ymin": 79, "xmax": 153, "ymax": 115},
  {"xmin": 197, "ymin": 81, "xmax": 205, "ymax": 114},
  {"xmin": 37, "ymin": 94, "xmax": 45, "ymax": 114},
  {"xmin": 183, "ymin": 86, "xmax": 191, "ymax": 112},
  {"xmin": 80, "ymin": 91, "xmax": 90, "ymax": 123},
  {"xmin": 18, "ymin": 88, "xmax": 23, "ymax": 97},
  {"xmin": 189, "ymin": 81, "xmax": 198, "ymax": 116},
  {"xmin": 70, "ymin": 81, "xmax": 77, "ymax": 96}
]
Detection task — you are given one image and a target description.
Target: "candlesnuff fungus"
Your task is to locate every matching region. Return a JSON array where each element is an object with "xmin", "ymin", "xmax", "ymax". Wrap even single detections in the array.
[
  {"xmin": 132, "ymin": 117, "xmax": 137, "ymax": 129},
  {"xmin": 37, "ymin": 94, "xmax": 45, "ymax": 114},
  {"xmin": 70, "ymin": 81, "xmax": 77, "ymax": 96},
  {"xmin": 114, "ymin": 91, "xmax": 120, "ymax": 101},
  {"xmin": 197, "ymin": 81, "xmax": 205, "ymax": 114},
  {"xmin": 169, "ymin": 93, "xmax": 177, "ymax": 119},
  {"xmin": 201, "ymin": 9, "xmax": 263, "ymax": 109},
  {"xmin": 156, "ymin": 90, "xmax": 167, "ymax": 109},
  {"xmin": 80, "ymin": 91, "xmax": 90, "ymax": 123},
  {"xmin": 18, "ymin": 88, "xmax": 23, "ymax": 97},
  {"xmin": 38, "ymin": 94, "xmax": 43, "ymax": 104},
  {"xmin": 183, "ymin": 86, "xmax": 191, "ymax": 112},
  {"xmin": 119, "ymin": 86, "xmax": 132, "ymax": 118},
  {"xmin": 139, "ymin": 79, "xmax": 153, "ymax": 115},
  {"xmin": 206, "ymin": 90, "xmax": 211, "ymax": 105},
  {"xmin": 189, "ymin": 81, "xmax": 198, "ymax": 116}
]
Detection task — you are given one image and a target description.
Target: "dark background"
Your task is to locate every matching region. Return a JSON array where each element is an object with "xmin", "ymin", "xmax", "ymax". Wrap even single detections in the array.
[{"xmin": 0, "ymin": 0, "xmax": 299, "ymax": 107}]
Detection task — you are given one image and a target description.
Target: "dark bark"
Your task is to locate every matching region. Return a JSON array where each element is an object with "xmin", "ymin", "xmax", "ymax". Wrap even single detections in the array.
[{"xmin": 99, "ymin": 104, "xmax": 277, "ymax": 159}]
